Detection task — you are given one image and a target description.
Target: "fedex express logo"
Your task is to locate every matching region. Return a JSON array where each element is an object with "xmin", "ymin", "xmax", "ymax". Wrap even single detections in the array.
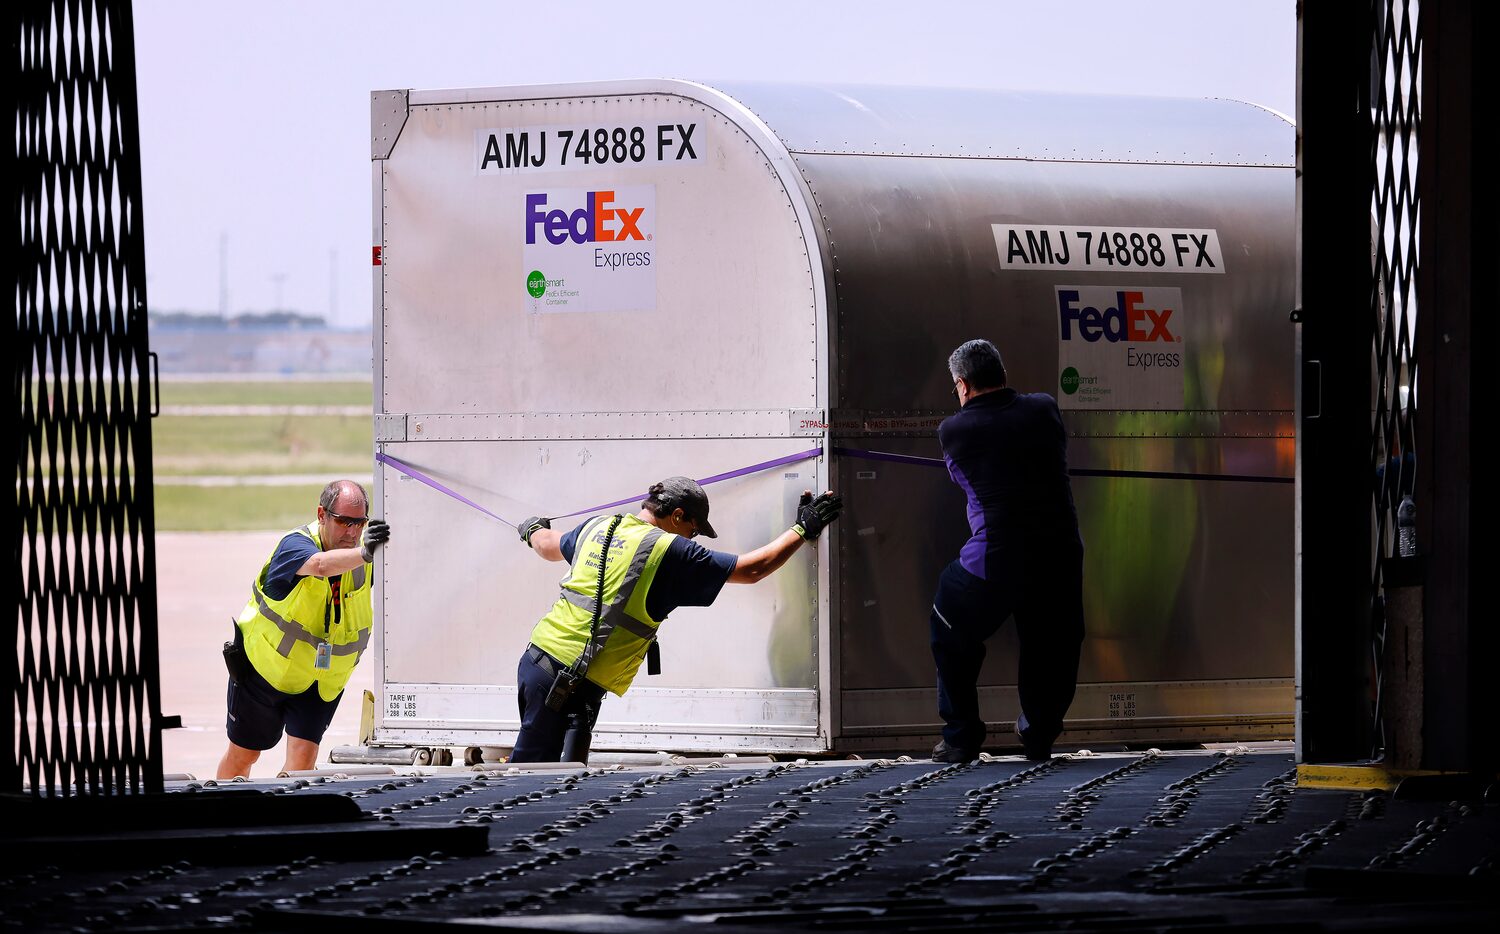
[
  {"xmin": 522, "ymin": 185, "xmax": 655, "ymax": 308},
  {"xmin": 525, "ymin": 190, "xmax": 650, "ymax": 245},
  {"xmin": 1055, "ymin": 285, "xmax": 1185, "ymax": 407},
  {"xmin": 1058, "ymin": 289, "xmax": 1178, "ymax": 343}
]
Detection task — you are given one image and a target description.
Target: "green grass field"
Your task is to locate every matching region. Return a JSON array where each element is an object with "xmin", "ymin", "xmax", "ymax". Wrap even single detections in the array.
[
  {"xmin": 154, "ymin": 483, "xmax": 330, "ymax": 532},
  {"xmin": 152, "ymin": 415, "xmax": 373, "ymax": 477},
  {"xmin": 159, "ymin": 380, "xmax": 373, "ymax": 407},
  {"xmin": 152, "ymin": 381, "xmax": 375, "ymax": 530}
]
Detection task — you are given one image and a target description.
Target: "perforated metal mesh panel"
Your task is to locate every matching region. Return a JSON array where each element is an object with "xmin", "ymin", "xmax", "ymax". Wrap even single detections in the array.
[
  {"xmin": 10, "ymin": 0, "xmax": 163, "ymax": 794},
  {"xmin": 1368, "ymin": 0, "xmax": 1421, "ymax": 758}
]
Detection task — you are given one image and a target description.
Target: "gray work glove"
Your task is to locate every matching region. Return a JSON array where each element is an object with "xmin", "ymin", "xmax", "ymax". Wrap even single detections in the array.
[
  {"xmin": 793, "ymin": 491, "xmax": 843, "ymax": 541},
  {"xmin": 359, "ymin": 519, "xmax": 390, "ymax": 562},
  {"xmin": 519, "ymin": 516, "xmax": 551, "ymax": 548}
]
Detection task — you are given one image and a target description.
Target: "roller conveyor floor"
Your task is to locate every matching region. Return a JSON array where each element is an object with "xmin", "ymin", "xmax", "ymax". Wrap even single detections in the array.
[{"xmin": 2, "ymin": 749, "xmax": 1496, "ymax": 932}]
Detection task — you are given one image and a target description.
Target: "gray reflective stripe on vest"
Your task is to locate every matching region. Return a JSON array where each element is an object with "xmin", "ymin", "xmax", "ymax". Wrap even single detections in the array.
[
  {"xmin": 351, "ymin": 563, "xmax": 366, "ymax": 590},
  {"xmin": 559, "ymin": 525, "xmax": 665, "ymax": 629},
  {"xmin": 569, "ymin": 516, "xmax": 612, "ymax": 568},
  {"xmin": 253, "ymin": 585, "xmax": 371, "ymax": 659},
  {"xmin": 559, "ymin": 588, "xmax": 657, "ymax": 641},
  {"xmin": 554, "ymin": 513, "xmax": 620, "ymax": 603},
  {"xmin": 562, "ymin": 522, "xmax": 665, "ymax": 677}
]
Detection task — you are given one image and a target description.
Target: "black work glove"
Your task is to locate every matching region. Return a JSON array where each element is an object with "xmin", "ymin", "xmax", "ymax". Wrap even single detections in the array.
[
  {"xmin": 520, "ymin": 516, "xmax": 551, "ymax": 548},
  {"xmin": 359, "ymin": 519, "xmax": 390, "ymax": 562},
  {"xmin": 792, "ymin": 491, "xmax": 843, "ymax": 541}
]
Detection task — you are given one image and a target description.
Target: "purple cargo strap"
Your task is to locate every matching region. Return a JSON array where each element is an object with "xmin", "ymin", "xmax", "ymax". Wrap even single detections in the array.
[
  {"xmin": 376, "ymin": 452, "xmax": 518, "ymax": 526},
  {"xmin": 376, "ymin": 447, "xmax": 825, "ymax": 527},
  {"xmin": 832, "ymin": 445, "xmax": 1291, "ymax": 484},
  {"xmin": 549, "ymin": 447, "xmax": 825, "ymax": 519}
]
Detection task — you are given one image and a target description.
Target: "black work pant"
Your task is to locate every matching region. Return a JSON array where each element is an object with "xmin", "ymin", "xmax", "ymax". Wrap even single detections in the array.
[
  {"xmin": 929, "ymin": 551, "xmax": 1084, "ymax": 753},
  {"xmin": 511, "ymin": 646, "xmax": 607, "ymax": 763}
]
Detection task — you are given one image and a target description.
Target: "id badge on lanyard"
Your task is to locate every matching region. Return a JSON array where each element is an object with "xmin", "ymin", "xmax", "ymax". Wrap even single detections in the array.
[{"xmin": 318, "ymin": 576, "xmax": 341, "ymax": 670}]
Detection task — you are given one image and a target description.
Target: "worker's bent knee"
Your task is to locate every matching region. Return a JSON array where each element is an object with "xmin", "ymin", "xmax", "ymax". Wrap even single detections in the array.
[
  {"xmin": 283, "ymin": 737, "xmax": 321, "ymax": 772},
  {"xmin": 217, "ymin": 742, "xmax": 261, "ymax": 779}
]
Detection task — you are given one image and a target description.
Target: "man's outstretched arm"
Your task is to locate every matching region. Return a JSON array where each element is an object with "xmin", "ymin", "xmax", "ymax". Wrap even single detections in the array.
[
  {"xmin": 520, "ymin": 517, "xmax": 565, "ymax": 562},
  {"xmin": 728, "ymin": 528, "xmax": 806, "ymax": 583},
  {"xmin": 728, "ymin": 491, "xmax": 842, "ymax": 584}
]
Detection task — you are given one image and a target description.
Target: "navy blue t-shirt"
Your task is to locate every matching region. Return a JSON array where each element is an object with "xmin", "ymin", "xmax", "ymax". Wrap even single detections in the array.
[
  {"xmin": 559, "ymin": 518, "xmax": 736, "ymax": 621},
  {"xmin": 261, "ymin": 531, "xmax": 321, "ymax": 600}
]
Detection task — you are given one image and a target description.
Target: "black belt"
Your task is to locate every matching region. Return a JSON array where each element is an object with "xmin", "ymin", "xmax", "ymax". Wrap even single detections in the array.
[{"xmin": 526, "ymin": 644, "xmax": 561, "ymax": 679}]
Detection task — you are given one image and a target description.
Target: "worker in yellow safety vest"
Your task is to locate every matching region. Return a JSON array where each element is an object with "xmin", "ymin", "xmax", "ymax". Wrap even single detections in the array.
[
  {"xmin": 217, "ymin": 480, "xmax": 391, "ymax": 778},
  {"xmin": 512, "ymin": 476, "xmax": 843, "ymax": 762}
]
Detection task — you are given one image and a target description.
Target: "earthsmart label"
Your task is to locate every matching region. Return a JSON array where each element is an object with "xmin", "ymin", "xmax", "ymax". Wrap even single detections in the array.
[{"xmin": 1055, "ymin": 285, "xmax": 1185, "ymax": 410}]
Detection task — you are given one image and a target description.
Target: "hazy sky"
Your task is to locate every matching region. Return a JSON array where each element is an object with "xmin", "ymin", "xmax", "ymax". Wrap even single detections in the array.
[{"xmin": 133, "ymin": 0, "xmax": 1295, "ymax": 327}]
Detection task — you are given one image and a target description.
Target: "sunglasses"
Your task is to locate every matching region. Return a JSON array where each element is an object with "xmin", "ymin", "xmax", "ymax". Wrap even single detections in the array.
[
  {"xmin": 951, "ymin": 380, "xmax": 962, "ymax": 399},
  {"xmin": 326, "ymin": 510, "xmax": 369, "ymax": 529}
]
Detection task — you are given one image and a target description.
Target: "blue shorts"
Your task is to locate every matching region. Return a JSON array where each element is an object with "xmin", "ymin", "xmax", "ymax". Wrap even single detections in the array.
[{"xmin": 225, "ymin": 663, "xmax": 343, "ymax": 750}]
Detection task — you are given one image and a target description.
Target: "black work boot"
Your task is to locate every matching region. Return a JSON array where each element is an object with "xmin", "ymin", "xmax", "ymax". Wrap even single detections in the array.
[
  {"xmin": 1017, "ymin": 727, "xmax": 1052, "ymax": 762},
  {"xmin": 931, "ymin": 740, "xmax": 979, "ymax": 764}
]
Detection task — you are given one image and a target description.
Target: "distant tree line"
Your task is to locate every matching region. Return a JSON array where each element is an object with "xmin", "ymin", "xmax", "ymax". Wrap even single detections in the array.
[{"xmin": 151, "ymin": 310, "xmax": 328, "ymax": 328}]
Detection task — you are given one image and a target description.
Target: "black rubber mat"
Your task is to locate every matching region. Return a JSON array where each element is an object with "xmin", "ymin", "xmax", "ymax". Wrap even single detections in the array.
[{"xmin": 2, "ymin": 751, "xmax": 1495, "ymax": 932}]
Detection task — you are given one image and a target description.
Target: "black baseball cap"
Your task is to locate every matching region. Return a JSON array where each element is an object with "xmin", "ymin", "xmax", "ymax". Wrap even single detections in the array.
[{"xmin": 652, "ymin": 476, "xmax": 717, "ymax": 538}]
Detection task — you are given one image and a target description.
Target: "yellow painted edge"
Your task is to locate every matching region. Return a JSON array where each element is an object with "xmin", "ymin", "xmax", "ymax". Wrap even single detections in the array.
[
  {"xmin": 1297, "ymin": 764, "xmax": 1401, "ymax": 790},
  {"xmin": 358, "ymin": 689, "xmax": 376, "ymax": 746},
  {"xmin": 1296, "ymin": 763, "xmax": 1471, "ymax": 791}
]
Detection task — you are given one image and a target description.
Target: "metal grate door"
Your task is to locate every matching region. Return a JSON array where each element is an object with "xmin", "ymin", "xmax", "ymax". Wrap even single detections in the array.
[{"xmin": 10, "ymin": 0, "xmax": 163, "ymax": 795}]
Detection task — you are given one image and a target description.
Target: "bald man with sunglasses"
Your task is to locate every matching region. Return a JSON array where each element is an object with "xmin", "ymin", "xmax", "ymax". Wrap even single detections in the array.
[{"xmin": 218, "ymin": 480, "xmax": 391, "ymax": 778}]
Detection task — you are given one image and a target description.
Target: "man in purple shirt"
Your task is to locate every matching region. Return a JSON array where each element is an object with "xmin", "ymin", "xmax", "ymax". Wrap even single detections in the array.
[{"xmin": 930, "ymin": 339, "xmax": 1085, "ymax": 763}]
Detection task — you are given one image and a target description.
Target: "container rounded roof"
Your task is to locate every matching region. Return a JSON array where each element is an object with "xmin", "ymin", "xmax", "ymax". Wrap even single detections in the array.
[
  {"xmin": 406, "ymin": 79, "xmax": 1294, "ymax": 168},
  {"xmin": 705, "ymin": 81, "xmax": 1294, "ymax": 167}
]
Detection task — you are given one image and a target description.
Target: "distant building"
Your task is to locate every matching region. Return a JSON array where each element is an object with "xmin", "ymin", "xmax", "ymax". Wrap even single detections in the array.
[{"xmin": 150, "ymin": 311, "xmax": 371, "ymax": 375}]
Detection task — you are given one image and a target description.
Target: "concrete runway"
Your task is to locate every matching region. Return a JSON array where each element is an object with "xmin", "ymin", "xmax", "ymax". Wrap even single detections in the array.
[{"xmin": 157, "ymin": 531, "xmax": 369, "ymax": 780}]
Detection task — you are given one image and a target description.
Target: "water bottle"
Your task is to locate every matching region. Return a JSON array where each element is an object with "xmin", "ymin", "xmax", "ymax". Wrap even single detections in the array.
[{"xmin": 1397, "ymin": 494, "xmax": 1416, "ymax": 557}]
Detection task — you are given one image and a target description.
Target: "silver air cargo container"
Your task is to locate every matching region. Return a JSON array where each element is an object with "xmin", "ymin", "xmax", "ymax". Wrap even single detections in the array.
[{"xmin": 366, "ymin": 80, "xmax": 1294, "ymax": 758}]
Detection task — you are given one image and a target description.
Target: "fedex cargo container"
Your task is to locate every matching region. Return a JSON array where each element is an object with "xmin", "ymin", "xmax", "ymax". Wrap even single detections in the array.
[{"xmin": 363, "ymin": 80, "xmax": 1294, "ymax": 758}]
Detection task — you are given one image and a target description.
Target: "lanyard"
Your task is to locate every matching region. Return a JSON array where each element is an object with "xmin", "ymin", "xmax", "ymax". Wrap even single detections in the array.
[{"xmin": 323, "ymin": 576, "xmax": 342, "ymax": 635}]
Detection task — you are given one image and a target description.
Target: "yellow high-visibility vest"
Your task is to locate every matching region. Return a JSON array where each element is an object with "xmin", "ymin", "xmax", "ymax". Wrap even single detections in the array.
[
  {"xmin": 529, "ymin": 513, "xmax": 675, "ymax": 696},
  {"xmin": 237, "ymin": 522, "xmax": 373, "ymax": 701}
]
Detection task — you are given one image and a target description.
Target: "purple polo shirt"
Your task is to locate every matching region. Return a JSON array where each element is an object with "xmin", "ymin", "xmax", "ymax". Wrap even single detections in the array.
[{"xmin": 938, "ymin": 388, "xmax": 1082, "ymax": 581}]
